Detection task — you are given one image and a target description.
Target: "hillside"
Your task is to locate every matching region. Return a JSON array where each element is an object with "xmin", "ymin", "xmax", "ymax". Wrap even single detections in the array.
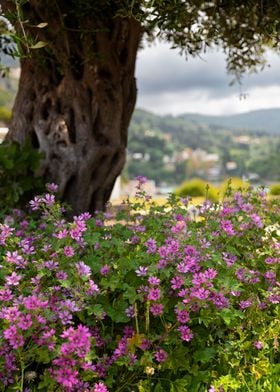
[
  {"xmin": 126, "ymin": 109, "xmax": 280, "ymax": 185},
  {"xmin": 179, "ymin": 108, "xmax": 280, "ymax": 135}
]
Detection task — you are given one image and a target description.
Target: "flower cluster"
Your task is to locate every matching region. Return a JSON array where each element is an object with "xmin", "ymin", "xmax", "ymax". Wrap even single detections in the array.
[{"xmin": 0, "ymin": 182, "xmax": 279, "ymax": 391}]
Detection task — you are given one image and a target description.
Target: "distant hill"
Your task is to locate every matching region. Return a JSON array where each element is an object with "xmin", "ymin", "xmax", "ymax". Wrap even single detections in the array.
[
  {"xmin": 128, "ymin": 108, "xmax": 280, "ymax": 185},
  {"xmin": 179, "ymin": 108, "xmax": 280, "ymax": 135}
]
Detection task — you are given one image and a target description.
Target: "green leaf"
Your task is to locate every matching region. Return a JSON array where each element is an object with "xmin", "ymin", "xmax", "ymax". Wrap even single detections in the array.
[
  {"xmin": 193, "ymin": 347, "xmax": 216, "ymax": 364},
  {"xmin": 170, "ymin": 378, "xmax": 189, "ymax": 392},
  {"xmin": 34, "ymin": 347, "xmax": 51, "ymax": 364},
  {"xmin": 220, "ymin": 308, "xmax": 244, "ymax": 326},
  {"xmin": 154, "ymin": 382, "xmax": 165, "ymax": 392},
  {"xmin": 30, "ymin": 41, "xmax": 48, "ymax": 49},
  {"xmin": 88, "ymin": 304, "xmax": 104, "ymax": 318}
]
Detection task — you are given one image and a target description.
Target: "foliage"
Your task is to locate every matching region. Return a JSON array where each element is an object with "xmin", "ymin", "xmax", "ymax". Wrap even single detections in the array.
[
  {"xmin": 0, "ymin": 106, "xmax": 12, "ymax": 123},
  {"xmin": 219, "ymin": 177, "xmax": 251, "ymax": 197},
  {"xmin": 0, "ymin": 140, "xmax": 45, "ymax": 214},
  {"xmin": 0, "ymin": 179, "xmax": 279, "ymax": 391},
  {"xmin": 175, "ymin": 178, "xmax": 219, "ymax": 202},
  {"xmin": 2, "ymin": 1, "xmax": 280, "ymax": 77},
  {"xmin": 269, "ymin": 183, "xmax": 280, "ymax": 196}
]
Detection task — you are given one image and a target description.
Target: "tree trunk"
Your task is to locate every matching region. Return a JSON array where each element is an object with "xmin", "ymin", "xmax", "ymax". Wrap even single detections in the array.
[{"xmin": 6, "ymin": 6, "xmax": 142, "ymax": 215}]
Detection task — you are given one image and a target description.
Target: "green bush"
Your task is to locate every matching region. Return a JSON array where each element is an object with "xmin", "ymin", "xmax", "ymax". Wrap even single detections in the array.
[
  {"xmin": 269, "ymin": 183, "xmax": 280, "ymax": 196},
  {"xmin": 175, "ymin": 178, "xmax": 219, "ymax": 201},
  {"xmin": 0, "ymin": 139, "xmax": 45, "ymax": 213},
  {"xmin": 0, "ymin": 181, "xmax": 279, "ymax": 391},
  {"xmin": 220, "ymin": 177, "xmax": 250, "ymax": 197},
  {"xmin": 0, "ymin": 106, "xmax": 12, "ymax": 124}
]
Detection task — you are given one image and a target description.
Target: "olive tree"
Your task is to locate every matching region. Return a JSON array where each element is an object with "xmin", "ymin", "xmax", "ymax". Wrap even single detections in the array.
[{"xmin": 1, "ymin": 0, "xmax": 279, "ymax": 214}]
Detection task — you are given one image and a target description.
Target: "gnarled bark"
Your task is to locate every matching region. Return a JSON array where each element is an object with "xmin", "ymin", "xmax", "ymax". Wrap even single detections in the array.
[{"xmin": 5, "ymin": 2, "xmax": 142, "ymax": 215}]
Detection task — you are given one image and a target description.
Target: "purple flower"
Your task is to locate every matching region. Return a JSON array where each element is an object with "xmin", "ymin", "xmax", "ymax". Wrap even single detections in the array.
[
  {"xmin": 175, "ymin": 308, "xmax": 190, "ymax": 323},
  {"xmin": 75, "ymin": 261, "xmax": 91, "ymax": 277},
  {"xmin": 53, "ymin": 367, "xmax": 79, "ymax": 389},
  {"xmin": 145, "ymin": 238, "xmax": 157, "ymax": 254},
  {"xmin": 150, "ymin": 303, "xmax": 164, "ymax": 316},
  {"xmin": 42, "ymin": 260, "xmax": 59, "ymax": 270},
  {"xmin": 135, "ymin": 176, "xmax": 147, "ymax": 185},
  {"xmin": 239, "ymin": 300, "xmax": 252, "ymax": 309},
  {"xmin": 94, "ymin": 381, "xmax": 109, "ymax": 392},
  {"xmin": 56, "ymin": 271, "xmax": 68, "ymax": 280},
  {"xmin": 0, "ymin": 288, "xmax": 14, "ymax": 301},
  {"xmin": 140, "ymin": 338, "xmax": 152, "ymax": 350},
  {"xmin": 148, "ymin": 288, "xmax": 161, "ymax": 301},
  {"xmin": 29, "ymin": 196, "xmax": 42, "ymax": 210},
  {"xmin": 64, "ymin": 245, "xmax": 75, "ymax": 257},
  {"xmin": 265, "ymin": 257, "xmax": 279, "ymax": 265},
  {"xmin": 154, "ymin": 348, "xmax": 168, "ymax": 363},
  {"xmin": 42, "ymin": 193, "xmax": 55, "ymax": 205},
  {"xmin": 264, "ymin": 271, "xmax": 276, "ymax": 281},
  {"xmin": 100, "ymin": 265, "xmax": 110, "ymax": 276},
  {"xmin": 178, "ymin": 325, "xmax": 193, "ymax": 342},
  {"xmin": 267, "ymin": 294, "xmax": 280, "ymax": 304},
  {"xmin": 253, "ymin": 341, "xmax": 263, "ymax": 349},
  {"xmin": 136, "ymin": 266, "xmax": 148, "ymax": 277},
  {"xmin": 148, "ymin": 276, "xmax": 160, "ymax": 286},
  {"xmin": 87, "ymin": 279, "xmax": 100, "ymax": 295},
  {"xmin": 125, "ymin": 306, "xmax": 135, "ymax": 318},
  {"xmin": 46, "ymin": 182, "xmax": 58, "ymax": 192},
  {"xmin": 192, "ymin": 287, "xmax": 210, "ymax": 300},
  {"xmin": 222, "ymin": 252, "xmax": 237, "ymax": 267},
  {"xmin": 171, "ymin": 276, "xmax": 184, "ymax": 290},
  {"xmin": 54, "ymin": 229, "xmax": 68, "ymax": 239},
  {"xmin": 221, "ymin": 219, "xmax": 235, "ymax": 236},
  {"xmin": 6, "ymin": 272, "xmax": 22, "ymax": 286},
  {"xmin": 250, "ymin": 213, "xmax": 263, "ymax": 228}
]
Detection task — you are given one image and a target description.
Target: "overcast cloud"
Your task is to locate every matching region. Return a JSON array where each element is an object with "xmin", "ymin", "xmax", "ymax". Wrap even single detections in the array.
[{"xmin": 135, "ymin": 42, "xmax": 280, "ymax": 115}]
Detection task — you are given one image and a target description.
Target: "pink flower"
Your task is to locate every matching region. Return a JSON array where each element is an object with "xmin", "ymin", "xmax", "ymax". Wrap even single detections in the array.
[
  {"xmin": 64, "ymin": 245, "xmax": 75, "ymax": 257},
  {"xmin": 87, "ymin": 279, "xmax": 100, "ymax": 295},
  {"xmin": 29, "ymin": 196, "xmax": 42, "ymax": 210},
  {"xmin": 175, "ymin": 308, "xmax": 190, "ymax": 324},
  {"xmin": 0, "ymin": 288, "xmax": 14, "ymax": 301},
  {"xmin": 54, "ymin": 229, "xmax": 68, "ymax": 239},
  {"xmin": 94, "ymin": 381, "xmax": 109, "ymax": 392},
  {"xmin": 53, "ymin": 367, "xmax": 79, "ymax": 389},
  {"xmin": 178, "ymin": 325, "xmax": 193, "ymax": 342},
  {"xmin": 75, "ymin": 261, "xmax": 91, "ymax": 277},
  {"xmin": 6, "ymin": 272, "xmax": 22, "ymax": 286},
  {"xmin": 253, "ymin": 341, "xmax": 263, "ymax": 349},
  {"xmin": 148, "ymin": 288, "xmax": 161, "ymax": 301},
  {"xmin": 171, "ymin": 276, "xmax": 184, "ymax": 290},
  {"xmin": 100, "ymin": 265, "xmax": 110, "ymax": 275},
  {"xmin": 145, "ymin": 238, "xmax": 157, "ymax": 254},
  {"xmin": 42, "ymin": 193, "xmax": 55, "ymax": 205},
  {"xmin": 221, "ymin": 219, "xmax": 235, "ymax": 236},
  {"xmin": 239, "ymin": 300, "xmax": 252, "ymax": 309},
  {"xmin": 150, "ymin": 303, "xmax": 164, "ymax": 316},
  {"xmin": 46, "ymin": 182, "xmax": 58, "ymax": 192},
  {"xmin": 136, "ymin": 266, "xmax": 148, "ymax": 276},
  {"xmin": 18, "ymin": 314, "xmax": 33, "ymax": 330},
  {"xmin": 148, "ymin": 276, "xmax": 160, "ymax": 286},
  {"xmin": 154, "ymin": 348, "xmax": 168, "ymax": 363}
]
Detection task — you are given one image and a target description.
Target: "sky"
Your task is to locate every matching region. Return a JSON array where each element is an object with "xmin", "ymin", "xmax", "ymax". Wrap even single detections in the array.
[{"xmin": 135, "ymin": 42, "xmax": 280, "ymax": 116}]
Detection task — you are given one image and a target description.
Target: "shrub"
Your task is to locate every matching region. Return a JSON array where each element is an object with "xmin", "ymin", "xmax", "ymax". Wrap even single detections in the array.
[
  {"xmin": 175, "ymin": 178, "xmax": 219, "ymax": 202},
  {"xmin": 0, "ymin": 140, "xmax": 45, "ymax": 214},
  {"xmin": 219, "ymin": 177, "xmax": 250, "ymax": 197},
  {"xmin": 0, "ymin": 180, "xmax": 279, "ymax": 391},
  {"xmin": 269, "ymin": 183, "xmax": 280, "ymax": 196},
  {"xmin": 0, "ymin": 106, "xmax": 12, "ymax": 124}
]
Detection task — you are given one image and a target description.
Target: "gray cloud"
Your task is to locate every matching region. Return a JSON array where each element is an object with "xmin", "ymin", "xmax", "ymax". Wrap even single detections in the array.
[{"xmin": 136, "ymin": 42, "xmax": 280, "ymax": 101}]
